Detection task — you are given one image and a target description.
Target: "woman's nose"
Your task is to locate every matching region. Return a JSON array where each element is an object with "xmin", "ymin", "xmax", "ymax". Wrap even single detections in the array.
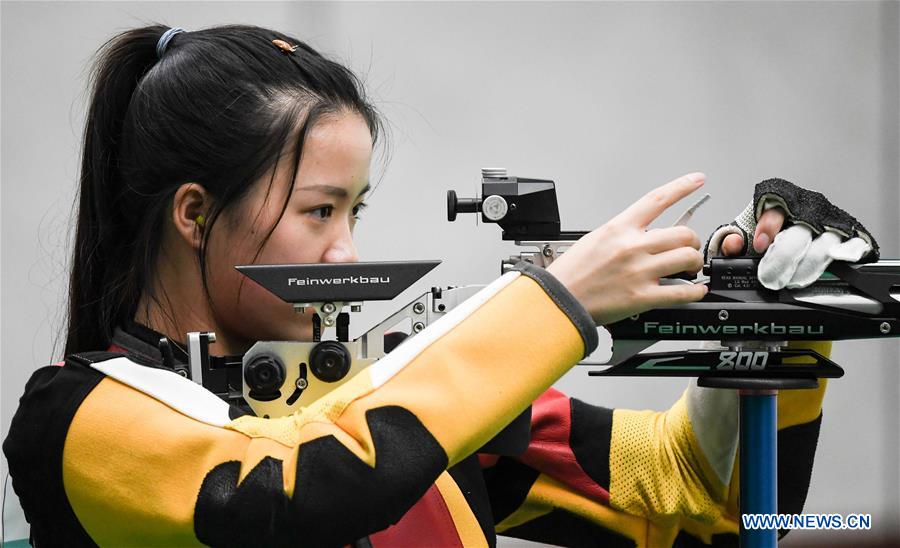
[{"xmin": 321, "ymin": 226, "xmax": 359, "ymax": 263}]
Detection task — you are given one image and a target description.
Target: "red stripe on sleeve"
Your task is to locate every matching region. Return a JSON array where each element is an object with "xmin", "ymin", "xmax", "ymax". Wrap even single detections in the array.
[
  {"xmin": 517, "ymin": 388, "xmax": 610, "ymax": 504},
  {"xmin": 478, "ymin": 454, "xmax": 500, "ymax": 469},
  {"xmin": 368, "ymin": 484, "xmax": 463, "ymax": 548}
]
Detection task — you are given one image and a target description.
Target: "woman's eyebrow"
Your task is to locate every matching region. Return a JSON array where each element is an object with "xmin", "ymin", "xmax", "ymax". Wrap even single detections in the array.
[{"xmin": 296, "ymin": 183, "xmax": 371, "ymax": 199}]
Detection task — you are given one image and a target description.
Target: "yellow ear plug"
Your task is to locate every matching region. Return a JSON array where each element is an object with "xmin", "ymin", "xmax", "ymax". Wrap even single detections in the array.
[{"xmin": 195, "ymin": 214, "xmax": 206, "ymax": 228}]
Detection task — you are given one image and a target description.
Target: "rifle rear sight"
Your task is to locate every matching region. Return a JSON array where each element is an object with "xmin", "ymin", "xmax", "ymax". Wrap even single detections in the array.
[{"xmin": 448, "ymin": 168, "xmax": 588, "ymax": 272}]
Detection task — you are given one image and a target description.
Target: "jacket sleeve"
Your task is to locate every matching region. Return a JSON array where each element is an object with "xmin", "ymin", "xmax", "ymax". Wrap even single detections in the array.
[
  {"xmin": 4, "ymin": 263, "xmax": 598, "ymax": 547},
  {"xmin": 483, "ymin": 341, "xmax": 830, "ymax": 547}
]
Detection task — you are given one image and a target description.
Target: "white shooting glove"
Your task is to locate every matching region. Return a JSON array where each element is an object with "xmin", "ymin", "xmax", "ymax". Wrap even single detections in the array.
[{"xmin": 705, "ymin": 178, "xmax": 880, "ymax": 289}]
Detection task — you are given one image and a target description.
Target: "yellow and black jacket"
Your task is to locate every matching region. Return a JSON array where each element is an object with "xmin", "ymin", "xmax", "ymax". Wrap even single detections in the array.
[{"xmin": 3, "ymin": 264, "xmax": 827, "ymax": 547}]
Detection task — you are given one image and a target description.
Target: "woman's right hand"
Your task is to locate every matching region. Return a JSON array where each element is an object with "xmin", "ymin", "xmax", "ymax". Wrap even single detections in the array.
[{"xmin": 547, "ymin": 173, "xmax": 709, "ymax": 325}]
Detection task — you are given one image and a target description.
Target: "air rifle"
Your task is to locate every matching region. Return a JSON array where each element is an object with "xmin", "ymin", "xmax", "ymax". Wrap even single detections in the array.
[{"xmin": 184, "ymin": 166, "xmax": 898, "ymax": 417}]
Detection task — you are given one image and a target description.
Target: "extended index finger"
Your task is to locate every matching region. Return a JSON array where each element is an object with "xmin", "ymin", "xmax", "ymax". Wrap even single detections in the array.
[{"xmin": 615, "ymin": 172, "xmax": 706, "ymax": 228}]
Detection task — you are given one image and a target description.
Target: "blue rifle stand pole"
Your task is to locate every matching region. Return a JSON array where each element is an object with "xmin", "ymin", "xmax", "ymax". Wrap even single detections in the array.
[
  {"xmin": 739, "ymin": 388, "xmax": 778, "ymax": 547},
  {"xmin": 698, "ymin": 377, "xmax": 818, "ymax": 548}
]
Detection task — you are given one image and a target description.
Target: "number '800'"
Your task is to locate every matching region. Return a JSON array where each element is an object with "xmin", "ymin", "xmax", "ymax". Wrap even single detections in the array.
[{"xmin": 716, "ymin": 351, "xmax": 769, "ymax": 370}]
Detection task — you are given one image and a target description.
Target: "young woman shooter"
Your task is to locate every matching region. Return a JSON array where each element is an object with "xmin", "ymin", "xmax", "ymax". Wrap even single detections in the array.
[{"xmin": 4, "ymin": 25, "xmax": 834, "ymax": 547}]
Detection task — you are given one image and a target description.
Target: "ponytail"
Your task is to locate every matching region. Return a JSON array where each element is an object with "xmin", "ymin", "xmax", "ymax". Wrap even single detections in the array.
[{"xmin": 66, "ymin": 26, "xmax": 170, "ymax": 355}]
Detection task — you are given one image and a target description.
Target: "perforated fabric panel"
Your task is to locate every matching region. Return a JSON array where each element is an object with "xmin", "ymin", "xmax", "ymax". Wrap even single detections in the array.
[
  {"xmin": 733, "ymin": 201, "xmax": 757, "ymax": 235},
  {"xmin": 705, "ymin": 201, "xmax": 757, "ymax": 260},
  {"xmin": 608, "ymin": 398, "xmax": 724, "ymax": 526}
]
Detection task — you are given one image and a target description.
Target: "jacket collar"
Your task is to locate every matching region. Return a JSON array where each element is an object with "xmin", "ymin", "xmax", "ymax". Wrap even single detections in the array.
[{"xmin": 109, "ymin": 320, "xmax": 189, "ymax": 370}]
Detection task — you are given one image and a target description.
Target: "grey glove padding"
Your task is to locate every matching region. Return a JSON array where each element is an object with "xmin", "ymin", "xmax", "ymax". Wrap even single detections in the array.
[{"xmin": 705, "ymin": 178, "xmax": 881, "ymax": 263}]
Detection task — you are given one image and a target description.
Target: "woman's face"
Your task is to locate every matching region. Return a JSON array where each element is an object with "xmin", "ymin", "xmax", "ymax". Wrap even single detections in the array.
[{"xmin": 205, "ymin": 110, "xmax": 373, "ymax": 350}]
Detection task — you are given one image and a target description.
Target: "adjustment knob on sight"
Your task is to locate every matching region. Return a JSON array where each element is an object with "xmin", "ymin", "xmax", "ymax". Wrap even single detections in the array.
[
  {"xmin": 482, "ymin": 195, "xmax": 509, "ymax": 221},
  {"xmin": 481, "ymin": 168, "xmax": 507, "ymax": 178},
  {"xmin": 447, "ymin": 190, "xmax": 482, "ymax": 222},
  {"xmin": 447, "ymin": 190, "xmax": 458, "ymax": 222}
]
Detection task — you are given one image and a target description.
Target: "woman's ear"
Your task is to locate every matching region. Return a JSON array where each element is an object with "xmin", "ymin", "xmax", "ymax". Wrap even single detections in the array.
[{"xmin": 171, "ymin": 183, "xmax": 210, "ymax": 250}]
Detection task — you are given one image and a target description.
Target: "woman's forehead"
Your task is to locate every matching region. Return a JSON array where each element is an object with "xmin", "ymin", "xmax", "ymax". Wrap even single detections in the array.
[
  {"xmin": 293, "ymin": 113, "xmax": 372, "ymax": 192},
  {"xmin": 301, "ymin": 111, "xmax": 373, "ymax": 168}
]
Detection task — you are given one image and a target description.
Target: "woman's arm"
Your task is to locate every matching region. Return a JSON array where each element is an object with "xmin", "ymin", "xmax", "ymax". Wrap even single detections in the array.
[
  {"xmin": 4, "ymin": 264, "xmax": 597, "ymax": 547},
  {"xmin": 484, "ymin": 340, "xmax": 829, "ymax": 547}
]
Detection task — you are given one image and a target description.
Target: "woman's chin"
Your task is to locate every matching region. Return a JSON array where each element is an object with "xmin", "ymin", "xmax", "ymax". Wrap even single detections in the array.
[{"xmin": 270, "ymin": 319, "xmax": 314, "ymax": 343}]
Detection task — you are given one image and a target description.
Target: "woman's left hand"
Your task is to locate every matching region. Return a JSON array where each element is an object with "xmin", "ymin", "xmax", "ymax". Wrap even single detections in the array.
[
  {"xmin": 710, "ymin": 179, "xmax": 878, "ymax": 290},
  {"xmin": 720, "ymin": 208, "xmax": 785, "ymax": 256}
]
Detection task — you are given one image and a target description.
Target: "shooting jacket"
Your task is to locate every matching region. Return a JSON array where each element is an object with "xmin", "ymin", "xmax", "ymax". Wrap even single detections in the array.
[{"xmin": 3, "ymin": 264, "xmax": 826, "ymax": 547}]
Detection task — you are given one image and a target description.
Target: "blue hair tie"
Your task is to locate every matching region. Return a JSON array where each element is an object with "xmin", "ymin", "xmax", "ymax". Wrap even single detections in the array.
[{"xmin": 156, "ymin": 27, "xmax": 185, "ymax": 59}]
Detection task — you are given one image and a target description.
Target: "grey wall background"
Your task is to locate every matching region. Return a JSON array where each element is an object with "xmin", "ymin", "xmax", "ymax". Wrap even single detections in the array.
[{"xmin": 2, "ymin": 1, "xmax": 899, "ymax": 545}]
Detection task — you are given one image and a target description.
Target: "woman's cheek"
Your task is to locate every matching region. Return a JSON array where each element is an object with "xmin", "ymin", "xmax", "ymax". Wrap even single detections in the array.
[
  {"xmin": 209, "ymin": 219, "xmax": 319, "ymax": 342},
  {"xmin": 226, "ymin": 271, "xmax": 313, "ymax": 341},
  {"xmin": 261, "ymin": 220, "xmax": 325, "ymax": 265}
]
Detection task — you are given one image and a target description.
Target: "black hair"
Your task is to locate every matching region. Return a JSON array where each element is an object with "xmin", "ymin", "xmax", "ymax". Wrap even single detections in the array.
[{"xmin": 65, "ymin": 24, "xmax": 383, "ymax": 355}]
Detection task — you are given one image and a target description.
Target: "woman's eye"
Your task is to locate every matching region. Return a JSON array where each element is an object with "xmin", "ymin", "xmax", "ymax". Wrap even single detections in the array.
[
  {"xmin": 352, "ymin": 202, "xmax": 368, "ymax": 219},
  {"xmin": 310, "ymin": 205, "xmax": 334, "ymax": 220}
]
